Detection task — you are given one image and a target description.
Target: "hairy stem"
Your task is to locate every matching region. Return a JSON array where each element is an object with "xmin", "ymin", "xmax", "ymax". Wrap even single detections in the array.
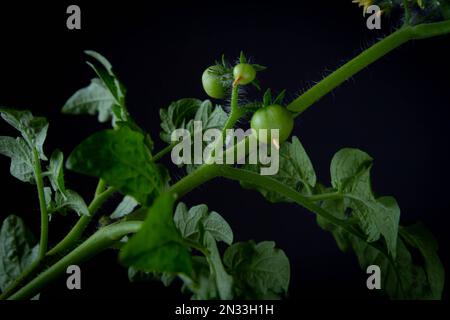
[
  {"xmin": 287, "ymin": 20, "xmax": 450, "ymax": 116},
  {"xmin": 8, "ymin": 221, "xmax": 142, "ymax": 300},
  {"xmin": 152, "ymin": 143, "xmax": 175, "ymax": 162},
  {"xmin": 47, "ymin": 186, "xmax": 116, "ymax": 257},
  {"xmin": 33, "ymin": 149, "xmax": 48, "ymax": 260}
]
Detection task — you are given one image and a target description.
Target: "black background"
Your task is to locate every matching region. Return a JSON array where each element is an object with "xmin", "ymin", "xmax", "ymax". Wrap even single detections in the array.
[{"xmin": 0, "ymin": 0, "xmax": 449, "ymax": 300}]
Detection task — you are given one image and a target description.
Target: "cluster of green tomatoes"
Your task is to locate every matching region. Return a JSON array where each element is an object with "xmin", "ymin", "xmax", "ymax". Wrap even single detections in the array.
[{"xmin": 201, "ymin": 57, "xmax": 294, "ymax": 144}]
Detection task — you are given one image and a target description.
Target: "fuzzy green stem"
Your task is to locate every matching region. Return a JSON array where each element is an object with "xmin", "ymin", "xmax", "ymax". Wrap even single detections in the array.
[
  {"xmin": 287, "ymin": 20, "xmax": 450, "ymax": 116},
  {"xmin": 8, "ymin": 221, "xmax": 142, "ymax": 300},
  {"xmin": 47, "ymin": 186, "xmax": 116, "ymax": 257},
  {"xmin": 33, "ymin": 149, "xmax": 48, "ymax": 260},
  {"xmin": 169, "ymin": 164, "xmax": 220, "ymax": 198},
  {"xmin": 152, "ymin": 143, "xmax": 175, "ymax": 162}
]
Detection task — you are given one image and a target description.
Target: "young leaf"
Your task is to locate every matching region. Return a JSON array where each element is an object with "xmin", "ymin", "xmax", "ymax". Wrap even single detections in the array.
[
  {"xmin": 241, "ymin": 136, "xmax": 316, "ymax": 202},
  {"xmin": 203, "ymin": 211, "xmax": 233, "ymax": 245},
  {"xmin": 120, "ymin": 193, "xmax": 192, "ymax": 274},
  {"xmin": 159, "ymin": 98, "xmax": 203, "ymax": 144},
  {"xmin": 66, "ymin": 126, "xmax": 166, "ymax": 206},
  {"xmin": 160, "ymin": 99, "xmax": 228, "ymax": 145},
  {"xmin": 174, "ymin": 202, "xmax": 233, "ymax": 245},
  {"xmin": 0, "ymin": 108, "xmax": 48, "ymax": 161},
  {"xmin": 62, "ymin": 78, "xmax": 117, "ymax": 123},
  {"xmin": 110, "ymin": 195, "xmax": 139, "ymax": 219},
  {"xmin": 224, "ymin": 241, "xmax": 290, "ymax": 299},
  {"xmin": 0, "ymin": 136, "xmax": 35, "ymax": 183},
  {"xmin": 0, "ymin": 215, "xmax": 39, "ymax": 293},
  {"xmin": 84, "ymin": 50, "xmax": 125, "ymax": 105},
  {"xmin": 174, "ymin": 203, "xmax": 208, "ymax": 240},
  {"xmin": 47, "ymin": 149, "xmax": 66, "ymax": 196}
]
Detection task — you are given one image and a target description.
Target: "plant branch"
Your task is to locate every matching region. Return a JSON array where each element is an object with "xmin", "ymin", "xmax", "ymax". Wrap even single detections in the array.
[
  {"xmin": 287, "ymin": 20, "xmax": 450, "ymax": 116},
  {"xmin": 33, "ymin": 149, "xmax": 48, "ymax": 260},
  {"xmin": 47, "ymin": 186, "xmax": 116, "ymax": 257},
  {"xmin": 8, "ymin": 221, "xmax": 142, "ymax": 300},
  {"xmin": 152, "ymin": 143, "xmax": 175, "ymax": 162}
]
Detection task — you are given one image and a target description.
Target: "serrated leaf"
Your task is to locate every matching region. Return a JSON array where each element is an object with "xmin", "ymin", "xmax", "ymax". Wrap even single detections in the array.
[
  {"xmin": 120, "ymin": 193, "xmax": 192, "ymax": 274},
  {"xmin": 66, "ymin": 126, "xmax": 165, "ymax": 206},
  {"xmin": 62, "ymin": 78, "xmax": 117, "ymax": 123},
  {"xmin": 224, "ymin": 241, "xmax": 290, "ymax": 299},
  {"xmin": 0, "ymin": 108, "xmax": 48, "ymax": 161},
  {"xmin": 241, "ymin": 136, "xmax": 316, "ymax": 202},
  {"xmin": 110, "ymin": 195, "xmax": 139, "ymax": 219},
  {"xmin": 0, "ymin": 136, "xmax": 35, "ymax": 183},
  {"xmin": 0, "ymin": 215, "xmax": 39, "ymax": 294}
]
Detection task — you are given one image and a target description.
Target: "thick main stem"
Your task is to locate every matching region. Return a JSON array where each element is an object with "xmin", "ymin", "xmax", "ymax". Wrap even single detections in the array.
[
  {"xmin": 287, "ymin": 20, "xmax": 450, "ymax": 116},
  {"xmin": 9, "ymin": 221, "xmax": 142, "ymax": 300}
]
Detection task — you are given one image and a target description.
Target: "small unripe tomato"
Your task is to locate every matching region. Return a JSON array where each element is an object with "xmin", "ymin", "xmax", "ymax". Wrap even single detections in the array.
[
  {"xmin": 202, "ymin": 66, "xmax": 226, "ymax": 99},
  {"xmin": 233, "ymin": 63, "xmax": 256, "ymax": 85},
  {"xmin": 250, "ymin": 104, "xmax": 294, "ymax": 144}
]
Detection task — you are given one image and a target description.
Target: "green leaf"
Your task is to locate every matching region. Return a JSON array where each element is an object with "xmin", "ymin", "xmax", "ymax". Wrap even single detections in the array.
[
  {"xmin": 110, "ymin": 195, "xmax": 139, "ymax": 219},
  {"xmin": 47, "ymin": 149, "xmax": 66, "ymax": 196},
  {"xmin": 54, "ymin": 189, "xmax": 90, "ymax": 216},
  {"xmin": 330, "ymin": 148, "xmax": 373, "ymax": 191},
  {"xmin": 241, "ymin": 136, "xmax": 316, "ymax": 202},
  {"xmin": 174, "ymin": 202, "xmax": 233, "ymax": 245},
  {"xmin": 0, "ymin": 136, "xmax": 34, "ymax": 183},
  {"xmin": 330, "ymin": 148, "xmax": 400, "ymax": 256},
  {"xmin": 174, "ymin": 203, "xmax": 208, "ymax": 240},
  {"xmin": 173, "ymin": 202, "xmax": 234, "ymax": 299},
  {"xmin": 399, "ymin": 223, "xmax": 444, "ymax": 299},
  {"xmin": 224, "ymin": 241, "xmax": 290, "ymax": 299},
  {"xmin": 203, "ymin": 231, "xmax": 233, "ymax": 300},
  {"xmin": 203, "ymin": 211, "xmax": 233, "ymax": 245},
  {"xmin": 0, "ymin": 215, "xmax": 39, "ymax": 293},
  {"xmin": 120, "ymin": 193, "xmax": 192, "ymax": 274},
  {"xmin": 0, "ymin": 108, "xmax": 48, "ymax": 161},
  {"xmin": 66, "ymin": 126, "xmax": 165, "ymax": 206},
  {"xmin": 159, "ymin": 98, "xmax": 203, "ymax": 144},
  {"xmin": 316, "ymin": 200, "xmax": 444, "ymax": 299},
  {"xmin": 181, "ymin": 256, "xmax": 218, "ymax": 300},
  {"xmin": 84, "ymin": 50, "xmax": 125, "ymax": 105},
  {"xmin": 62, "ymin": 78, "xmax": 117, "ymax": 123}
]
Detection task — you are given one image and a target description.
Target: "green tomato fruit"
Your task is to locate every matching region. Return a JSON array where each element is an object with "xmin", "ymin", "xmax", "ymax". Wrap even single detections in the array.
[
  {"xmin": 250, "ymin": 104, "xmax": 294, "ymax": 144},
  {"xmin": 233, "ymin": 63, "xmax": 256, "ymax": 85},
  {"xmin": 202, "ymin": 66, "xmax": 226, "ymax": 99}
]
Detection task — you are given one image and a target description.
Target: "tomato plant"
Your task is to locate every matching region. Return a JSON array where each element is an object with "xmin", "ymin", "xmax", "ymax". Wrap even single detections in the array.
[{"xmin": 0, "ymin": 1, "xmax": 449, "ymax": 301}]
